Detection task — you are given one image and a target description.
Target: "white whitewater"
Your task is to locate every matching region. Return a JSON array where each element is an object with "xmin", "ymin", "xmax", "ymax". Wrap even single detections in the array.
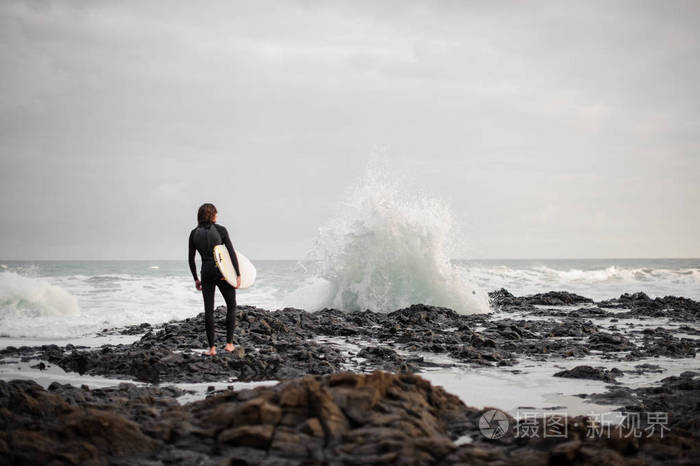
[
  {"xmin": 0, "ymin": 270, "xmax": 79, "ymax": 319},
  {"xmin": 464, "ymin": 263, "xmax": 700, "ymax": 301}
]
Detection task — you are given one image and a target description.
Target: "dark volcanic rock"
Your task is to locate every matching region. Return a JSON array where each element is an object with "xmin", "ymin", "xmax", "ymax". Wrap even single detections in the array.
[
  {"xmin": 356, "ymin": 346, "xmax": 419, "ymax": 372},
  {"xmin": 98, "ymin": 322, "xmax": 153, "ymax": 336},
  {"xmin": 488, "ymin": 288, "xmax": 518, "ymax": 305},
  {"xmin": 388, "ymin": 303, "xmax": 461, "ymax": 324},
  {"xmin": 587, "ymin": 332, "xmax": 636, "ymax": 352},
  {"xmin": 41, "ymin": 306, "xmax": 349, "ymax": 383},
  {"xmin": 522, "ymin": 291, "xmax": 594, "ymax": 306},
  {"xmin": 0, "ymin": 379, "xmax": 168, "ymax": 464},
  {"xmin": 633, "ymin": 371, "xmax": 700, "ymax": 431},
  {"xmin": 0, "ymin": 372, "xmax": 480, "ymax": 465},
  {"xmin": 489, "ymin": 289, "xmax": 594, "ymax": 312},
  {"xmin": 450, "ymin": 343, "xmax": 515, "ymax": 366},
  {"xmin": 6, "ymin": 302, "xmax": 539, "ymax": 383},
  {"xmin": 628, "ymin": 363, "xmax": 664, "ymax": 375},
  {"xmin": 554, "ymin": 365, "xmax": 623, "ymax": 383},
  {"xmin": 599, "ymin": 292, "xmax": 700, "ymax": 321},
  {"xmin": 637, "ymin": 338, "xmax": 697, "ymax": 359},
  {"xmin": 488, "ymin": 288, "xmax": 537, "ymax": 312},
  {"xmin": 587, "ymin": 371, "xmax": 700, "ymax": 431},
  {"xmin": 2, "ymin": 370, "xmax": 699, "ymax": 465}
]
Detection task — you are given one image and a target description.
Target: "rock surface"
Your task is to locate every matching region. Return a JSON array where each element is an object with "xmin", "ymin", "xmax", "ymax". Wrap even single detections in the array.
[
  {"xmin": 1, "ymin": 370, "xmax": 698, "ymax": 465},
  {"xmin": 553, "ymin": 365, "xmax": 623, "ymax": 383}
]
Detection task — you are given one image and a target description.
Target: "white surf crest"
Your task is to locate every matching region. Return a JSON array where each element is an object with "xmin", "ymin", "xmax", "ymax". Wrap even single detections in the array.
[
  {"xmin": 465, "ymin": 264, "xmax": 700, "ymax": 301},
  {"xmin": 0, "ymin": 270, "xmax": 80, "ymax": 320}
]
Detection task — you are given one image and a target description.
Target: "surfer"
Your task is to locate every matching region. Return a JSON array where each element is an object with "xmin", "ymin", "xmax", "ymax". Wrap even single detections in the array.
[{"xmin": 188, "ymin": 203, "xmax": 241, "ymax": 356}]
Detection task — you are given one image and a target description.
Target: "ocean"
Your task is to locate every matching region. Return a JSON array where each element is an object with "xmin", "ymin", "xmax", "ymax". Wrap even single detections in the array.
[{"xmin": 1, "ymin": 258, "xmax": 698, "ymax": 341}]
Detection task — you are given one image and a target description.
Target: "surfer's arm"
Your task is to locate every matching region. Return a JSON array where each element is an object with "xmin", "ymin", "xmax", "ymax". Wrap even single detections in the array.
[
  {"xmin": 217, "ymin": 225, "xmax": 241, "ymax": 277},
  {"xmin": 188, "ymin": 231, "xmax": 198, "ymax": 281}
]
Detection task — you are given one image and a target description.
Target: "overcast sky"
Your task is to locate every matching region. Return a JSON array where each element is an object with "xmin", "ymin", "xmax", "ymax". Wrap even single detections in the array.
[{"xmin": 1, "ymin": 0, "xmax": 698, "ymax": 260}]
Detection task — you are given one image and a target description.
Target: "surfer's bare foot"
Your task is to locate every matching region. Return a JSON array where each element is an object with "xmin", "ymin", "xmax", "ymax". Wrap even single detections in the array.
[
  {"xmin": 224, "ymin": 343, "xmax": 235, "ymax": 352},
  {"xmin": 203, "ymin": 346, "xmax": 216, "ymax": 356}
]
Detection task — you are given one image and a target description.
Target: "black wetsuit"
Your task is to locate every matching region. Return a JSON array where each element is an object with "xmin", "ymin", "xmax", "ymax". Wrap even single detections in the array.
[{"xmin": 188, "ymin": 222, "xmax": 241, "ymax": 348}]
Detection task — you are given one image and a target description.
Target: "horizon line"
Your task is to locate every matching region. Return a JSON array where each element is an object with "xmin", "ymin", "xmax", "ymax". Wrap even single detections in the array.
[{"xmin": 2, "ymin": 257, "xmax": 699, "ymax": 262}]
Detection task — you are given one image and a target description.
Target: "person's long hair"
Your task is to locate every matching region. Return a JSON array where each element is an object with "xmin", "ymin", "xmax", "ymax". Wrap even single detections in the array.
[{"xmin": 197, "ymin": 203, "xmax": 217, "ymax": 225}]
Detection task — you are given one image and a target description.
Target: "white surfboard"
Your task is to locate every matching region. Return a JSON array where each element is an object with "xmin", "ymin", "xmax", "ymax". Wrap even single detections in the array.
[{"xmin": 213, "ymin": 245, "xmax": 256, "ymax": 289}]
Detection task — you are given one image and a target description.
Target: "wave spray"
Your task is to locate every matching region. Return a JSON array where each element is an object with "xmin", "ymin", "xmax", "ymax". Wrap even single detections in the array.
[{"xmin": 287, "ymin": 164, "xmax": 489, "ymax": 314}]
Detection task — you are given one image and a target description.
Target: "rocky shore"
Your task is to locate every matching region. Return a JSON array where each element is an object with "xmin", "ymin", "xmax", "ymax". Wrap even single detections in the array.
[
  {"xmin": 1, "ymin": 370, "xmax": 698, "ymax": 465},
  {"xmin": 3, "ymin": 290, "xmax": 697, "ymax": 384},
  {"xmin": 1, "ymin": 289, "xmax": 698, "ymax": 464}
]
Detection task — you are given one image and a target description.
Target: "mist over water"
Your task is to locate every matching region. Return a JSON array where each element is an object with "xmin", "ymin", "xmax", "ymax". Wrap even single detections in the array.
[{"xmin": 285, "ymin": 167, "xmax": 490, "ymax": 314}]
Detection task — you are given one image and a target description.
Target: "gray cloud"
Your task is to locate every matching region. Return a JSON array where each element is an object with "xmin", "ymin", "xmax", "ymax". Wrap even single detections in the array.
[{"xmin": 1, "ymin": 0, "xmax": 698, "ymax": 259}]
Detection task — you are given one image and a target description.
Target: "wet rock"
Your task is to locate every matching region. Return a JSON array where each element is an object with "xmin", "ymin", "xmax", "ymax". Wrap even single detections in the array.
[
  {"xmin": 488, "ymin": 288, "xmax": 537, "ymax": 312},
  {"xmin": 578, "ymin": 386, "xmax": 638, "ymax": 407},
  {"xmin": 2, "ymin": 368, "xmax": 699, "ymax": 464},
  {"xmin": 0, "ymin": 379, "xmax": 160, "ymax": 465},
  {"xmin": 588, "ymin": 332, "xmax": 636, "ymax": 352},
  {"xmin": 219, "ymin": 424, "xmax": 274, "ymax": 448},
  {"xmin": 356, "ymin": 346, "xmax": 417, "ymax": 372},
  {"xmin": 388, "ymin": 304, "xmax": 461, "ymax": 325},
  {"xmin": 489, "ymin": 288, "xmax": 518, "ymax": 305},
  {"xmin": 586, "ymin": 371, "xmax": 700, "ymax": 437},
  {"xmin": 553, "ymin": 365, "xmax": 623, "ymax": 383},
  {"xmin": 546, "ymin": 321, "xmax": 598, "ymax": 338},
  {"xmin": 628, "ymin": 363, "xmax": 663, "ymax": 375},
  {"xmin": 522, "ymin": 291, "xmax": 594, "ymax": 306},
  {"xmin": 187, "ymin": 371, "xmax": 479, "ymax": 464},
  {"xmin": 36, "ymin": 307, "xmax": 351, "ymax": 384},
  {"xmin": 514, "ymin": 339, "xmax": 590, "ymax": 359},
  {"xmin": 599, "ymin": 292, "xmax": 700, "ymax": 321},
  {"xmin": 450, "ymin": 344, "xmax": 514, "ymax": 366},
  {"xmin": 98, "ymin": 322, "xmax": 153, "ymax": 336}
]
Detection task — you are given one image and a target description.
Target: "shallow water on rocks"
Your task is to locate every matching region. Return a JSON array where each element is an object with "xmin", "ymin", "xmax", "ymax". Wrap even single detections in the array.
[
  {"xmin": 0, "ymin": 357, "xmax": 277, "ymax": 404},
  {"xmin": 310, "ymin": 330, "xmax": 700, "ymax": 417}
]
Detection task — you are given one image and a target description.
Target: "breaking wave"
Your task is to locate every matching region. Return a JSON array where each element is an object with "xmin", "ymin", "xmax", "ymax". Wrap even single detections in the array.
[
  {"xmin": 464, "ymin": 264, "xmax": 700, "ymax": 301},
  {"xmin": 0, "ymin": 270, "xmax": 80, "ymax": 320},
  {"xmin": 286, "ymin": 165, "xmax": 489, "ymax": 314}
]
